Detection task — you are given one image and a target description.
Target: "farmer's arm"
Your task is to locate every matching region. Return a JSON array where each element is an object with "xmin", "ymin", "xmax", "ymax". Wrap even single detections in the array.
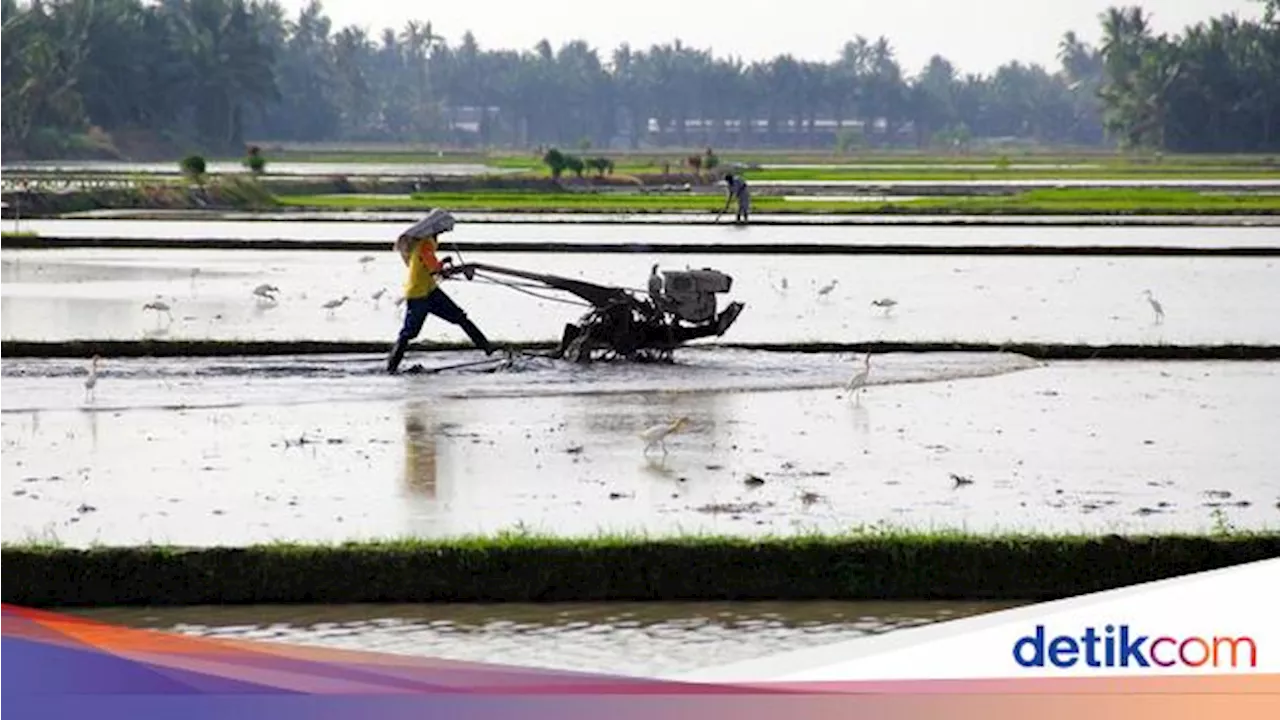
[{"xmin": 419, "ymin": 237, "xmax": 455, "ymax": 274}]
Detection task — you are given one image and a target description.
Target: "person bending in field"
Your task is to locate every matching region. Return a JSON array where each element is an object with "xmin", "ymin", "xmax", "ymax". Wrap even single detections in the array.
[
  {"xmin": 722, "ymin": 173, "xmax": 751, "ymax": 224},
  {"xmin": 387, "ymin": 227, "xmax": 494, "ymax": 374}
]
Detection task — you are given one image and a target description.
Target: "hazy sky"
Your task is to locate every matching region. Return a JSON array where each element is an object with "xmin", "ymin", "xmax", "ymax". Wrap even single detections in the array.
[{"xmin": 278, "ymin": 0, "xmax": 1263, "ymax": 75}]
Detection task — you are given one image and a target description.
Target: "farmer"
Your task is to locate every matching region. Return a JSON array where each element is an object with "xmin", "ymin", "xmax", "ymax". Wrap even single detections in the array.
[
  {"xmin": 722, "ymin": 173, "xmax": 751, "ymax": 224},
  {"xmin": 386, "ymin": 209, "xmax": 495, "ymax": 374}
]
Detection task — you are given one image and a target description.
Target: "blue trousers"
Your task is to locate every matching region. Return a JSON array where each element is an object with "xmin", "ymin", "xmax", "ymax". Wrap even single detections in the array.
[
  {"xmin": 398, "ymin": 287, "xmax": 473, "ymax": 343},
  {"xmin": 394, "ymin": 285, "xmax": 488, "ymax": 348},
  {"xmin": 388, "ymin": 288, "xmax": 492, "ymax": 372}
]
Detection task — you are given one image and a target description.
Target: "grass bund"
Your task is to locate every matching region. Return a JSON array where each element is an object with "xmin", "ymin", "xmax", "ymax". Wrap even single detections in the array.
[
  {"xmin": 190, "ymin": 148, "xmax": 1280, "ymax": 178},
  {"xmin": 8, "ymin": 169, "xmax": 1280, "ymax": 218},
  {"xmin": 273, "ymin": 188, "xmax": 1280, "ymax": 216},
  {"xmin": 3, "ymin": 530, "xmax": 1277, "ymax": 607},
  {"xmin": 5, "ymin": 340, "xmax": 1280, "ymax": 361}
]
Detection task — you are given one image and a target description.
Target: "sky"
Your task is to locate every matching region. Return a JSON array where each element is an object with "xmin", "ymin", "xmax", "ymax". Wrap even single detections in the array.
[{"xmin": 276, "ymin": 0, "xmax": 1264, "ymax": 75}]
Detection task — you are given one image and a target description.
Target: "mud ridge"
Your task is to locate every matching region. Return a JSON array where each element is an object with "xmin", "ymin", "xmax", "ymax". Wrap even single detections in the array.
[{"xmin": 4, "ymin": 340, "xmax": 1280, "ymax": 360}]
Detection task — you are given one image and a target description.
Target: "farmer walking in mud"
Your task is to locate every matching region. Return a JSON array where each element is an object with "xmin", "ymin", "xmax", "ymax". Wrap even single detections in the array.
[
  {"xmin": 386, "ymin": 209, "xmax": 495, "ymax": 374},
  {"xmin": 721, "ymin": 172, "xmax": 751, "ymax": 224}
]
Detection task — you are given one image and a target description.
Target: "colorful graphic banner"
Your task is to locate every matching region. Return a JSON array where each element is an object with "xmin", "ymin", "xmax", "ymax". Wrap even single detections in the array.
[{"xmin": 4, "ymin": 559, "xmax": 1278, "ymax": 718}]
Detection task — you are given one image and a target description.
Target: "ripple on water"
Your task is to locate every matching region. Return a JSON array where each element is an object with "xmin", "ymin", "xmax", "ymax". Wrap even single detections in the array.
[{"xmin": 73, "ymin": 601, "xmax": 1018, "ymax": 677}]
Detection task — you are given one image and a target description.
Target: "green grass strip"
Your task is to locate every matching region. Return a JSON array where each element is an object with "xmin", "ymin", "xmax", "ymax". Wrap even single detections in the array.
[
  {"xmin": 221, "ymin": 149, "xmax": 1280, "ymax": 173},
  {"xmin": 3, "ymin": 532, "xmax": 1277, "ymax": 606},
  {"xmin": 273, "ymin": 188, "xmax": 1280, "ymax": 215},
  {"xmin": 738, "ymin": 168, "xmax": 1280, "ymax": 181}
]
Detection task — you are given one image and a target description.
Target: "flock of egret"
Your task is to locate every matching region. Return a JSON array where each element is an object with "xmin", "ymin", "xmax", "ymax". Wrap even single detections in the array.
[
  {"xmin": 141, "ymin": 269, "xmax": 391, "ymax": 327},
  {"xmin": 775, "ymin": 274, "xmax": 1164, "ymax": 325},
  {"xmin": 252, "ymin": 282, "xmax": 361, "ymax": 315},
  {"xmin": 632, "ymin": 282, "xmax": 1167, "ymax": 457},
  {"xmin": 111, "ymin": 259, "xmax": 1172, "ymax": 461},
  {"xmin": 774, "ymin": 273, "xmax": 901, "ymax": 319}
]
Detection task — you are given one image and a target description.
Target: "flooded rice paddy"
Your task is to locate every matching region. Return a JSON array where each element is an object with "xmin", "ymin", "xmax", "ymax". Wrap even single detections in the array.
[
  {"xmin": 17, "ymin": 212, "xmax": 1280, "ymax": 227},
  {"xmin": 3, "ymin": 246, "xmax": 1278, "ymax": 345},
  {"xmin": 11, "ymin": 218, "xmax": 1280, "ymax": 246},
  {"xmin": 3, "ymin": 219, "xmax": 1277, "ymax": 549},
  {"xmin": 4, "ymin": 352, "xmax": 1277, "ymax": 545},
  {"xmin": 69, "ymin": 600, "xmax": 1018, "ymax": 677},
  {"xmin": 4, "ymin": 216, "xmax": 1276, "ymax": 667}
]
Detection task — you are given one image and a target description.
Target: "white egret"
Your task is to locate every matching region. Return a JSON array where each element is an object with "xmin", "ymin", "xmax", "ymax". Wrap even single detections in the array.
[
  {"xmin": 845, "ymin": 353, "xmax": 872, "ymax": 395},
  {"xmin": 323, "ymin": 296, "xmax": 350, "ymax": 314},
  {"xmin": 640, "ymin": 416, "xmax": 690, "ymax": 455},
  {"xmin": 817, "ymin": 279, "xmax": 838, "ymax": 296},
  {"xmin": 83, "ymin": 355, "xmax": 100, "ymax": 401},
  {"xmin": 1142, "ymin": 289, "xmax": 1164, "ymax": 324},
  {"xmin": 871, "ymin": 298, "xmax": 898, "ymax": 315},
  {"xmin": 143, "ymin": 297, "xmax": 173, "ymax": 320},
  {"xmin": 253, "ymin": 283, "xmax": 279, "ymax": 302}
]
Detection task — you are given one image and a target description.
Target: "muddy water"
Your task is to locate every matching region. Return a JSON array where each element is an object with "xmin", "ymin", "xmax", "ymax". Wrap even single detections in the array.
[
  {"xmin": 10, "ymin": 218, "xmax": 1280, "ymax": 247},
  {"xmin": 4, "ymin": 248, "xmax": 1278, "ymax": 345},
  {"xmin": 4, "ymin": 355, "xmax": 1276, "ymax": 546},
  {"xmin": 70, "ymin": 600, "xmax": 1018, "ymax": 676}
]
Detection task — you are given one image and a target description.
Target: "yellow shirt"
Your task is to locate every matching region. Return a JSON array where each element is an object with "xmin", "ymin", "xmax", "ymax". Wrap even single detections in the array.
[{"xmin": 403, "ymin": 236, "xmax": 444, "ymax": 298}]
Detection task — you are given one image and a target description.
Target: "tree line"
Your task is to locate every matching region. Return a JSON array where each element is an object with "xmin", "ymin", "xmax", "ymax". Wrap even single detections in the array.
[{"xmin": 2, "ymin": 0, "xmax": 1278, "ymax": 158}]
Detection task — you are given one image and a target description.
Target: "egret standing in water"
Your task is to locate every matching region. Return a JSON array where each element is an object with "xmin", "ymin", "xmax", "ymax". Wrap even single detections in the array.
[
  {"xmin": 845, "ymin": 353, "xmax": 872, "ymax": 397},
  {"xmin": 143, "ymin": 297, "xmax": 173, "ymax": 322},
  {"xmin": 83, "ymin": 355, "xmax": 100, "ymax": 402},
  {"xmin": 871, "ymin": 298, "xmax": 898, "ymax": 316},
  {"xmin": 323, "ymin": 296, "xmax": 349, "ymax": 315},
  {"xmin": 1142, "ymin": 289, "xmax": 1165, "ymax": 324},
  {"xmin": 640, "ymin": 416, "xmax": 690, "ymax": 455},
  {"xmin": 253, "ymin": 283, "xmax": 279, "ymax": 303},
  {"xmin": 648, "ymin": 264, "xmax": 664, "ymax": 305}
]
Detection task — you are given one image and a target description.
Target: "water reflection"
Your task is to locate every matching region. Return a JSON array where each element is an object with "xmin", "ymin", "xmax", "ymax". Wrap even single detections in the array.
[
  {"xmin": 72, "ymin": 600, "xmax": 1021, "ymax": 677},
  {"xmin": 401, "ymin": 401, "xmax": 438, "ymax": 500},
  {"xmin": 580, "ymin": 386, "xmax": 729, "ymax": 445},
  {"xmin": 85, "ymin": 406, "xmax": 99, "ymax": 451},
  {"xmin": 847, "ymin": 397, "xmax": 871, "ymax": 434},
  {"xmin": 641, "ymin": 454, "xmax": 677, "ymax": 479}
]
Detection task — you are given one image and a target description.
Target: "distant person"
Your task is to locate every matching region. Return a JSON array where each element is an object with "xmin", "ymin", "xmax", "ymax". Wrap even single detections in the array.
[
  {"xmin": 387, "ymin": 210, "xmax": 495, "ymax": 374},
  {"xmin": 722, "ymin": 173, "xmax": 751, "ymax": 224}
]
